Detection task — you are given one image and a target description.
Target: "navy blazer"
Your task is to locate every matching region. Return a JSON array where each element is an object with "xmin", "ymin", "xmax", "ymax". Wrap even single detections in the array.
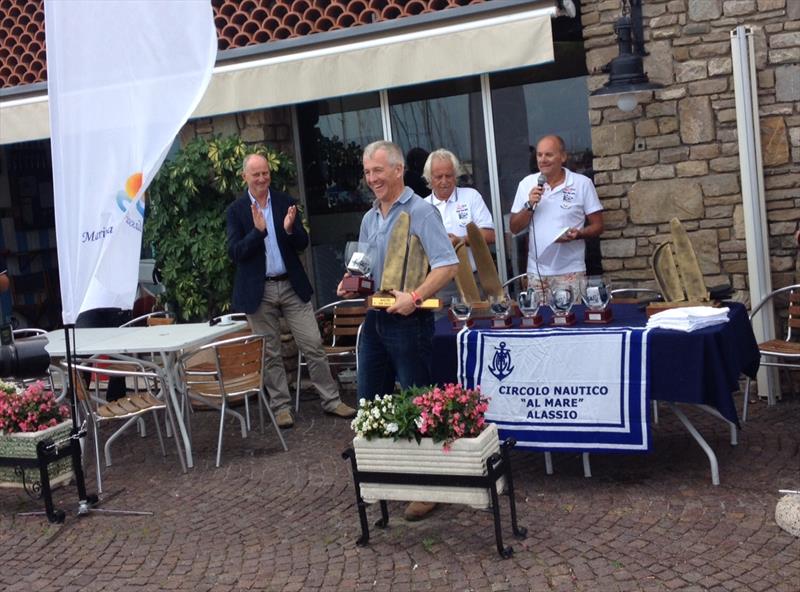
[{"xmin": 226, "ymin": 189, "xmax": 312, "ymax": 314}]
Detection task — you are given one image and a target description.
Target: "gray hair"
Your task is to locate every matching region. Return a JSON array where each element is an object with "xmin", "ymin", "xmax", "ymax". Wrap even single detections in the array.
[
  {"xmin": 363, "ymin": 141, "xmax": 405, "ymax": 168},
  {"xmin": 242, "ymin": 153, "xmax": 267, "ymax": 173},
  {"xmin": 422, "ymin": 149, "xmax": 463, "ymax": 185}
]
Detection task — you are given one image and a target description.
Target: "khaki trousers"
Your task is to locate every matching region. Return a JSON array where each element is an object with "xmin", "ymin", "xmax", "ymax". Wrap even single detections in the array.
[{"xmin": 246, "ymin": 280, "xmax": 341, "ymax": 413}]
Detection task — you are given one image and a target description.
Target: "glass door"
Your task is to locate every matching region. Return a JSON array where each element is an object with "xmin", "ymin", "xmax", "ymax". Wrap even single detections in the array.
[{"xmin": 296, "ymin": 93, "xmax": 383, "ymax": 304}]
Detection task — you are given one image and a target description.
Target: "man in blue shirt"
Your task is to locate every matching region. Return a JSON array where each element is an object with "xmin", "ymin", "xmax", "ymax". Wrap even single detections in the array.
[{"xmin": 338, "ymin": 141, "xmax": 458, "ymax": 401}]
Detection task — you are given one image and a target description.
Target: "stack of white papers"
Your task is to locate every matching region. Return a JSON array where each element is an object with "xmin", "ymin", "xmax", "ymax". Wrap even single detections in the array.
[{"xmin": 646, "ymin": 306, "xmax": 729, "ymax": 332}]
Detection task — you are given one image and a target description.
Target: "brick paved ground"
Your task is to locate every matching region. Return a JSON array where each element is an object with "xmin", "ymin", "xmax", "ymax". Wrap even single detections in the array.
[{"xmin": 1, "ymin": 390, "xmax": 798, "ymax": 592}]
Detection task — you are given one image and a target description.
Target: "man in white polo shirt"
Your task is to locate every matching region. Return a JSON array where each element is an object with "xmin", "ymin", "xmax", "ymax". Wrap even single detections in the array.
[
  {"xmin": 422, "ymin": 149, "xmax": 495, "ymax": 304},
  {"xmin": 509, "ymin": 135, "xmax": 604, "ymax": 297}
]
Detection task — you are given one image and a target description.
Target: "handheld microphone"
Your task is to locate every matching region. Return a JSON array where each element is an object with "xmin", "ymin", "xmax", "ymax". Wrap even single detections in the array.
[{"xmin": 530, "ymin": 175, "xmax": 546, "ymax": 213}]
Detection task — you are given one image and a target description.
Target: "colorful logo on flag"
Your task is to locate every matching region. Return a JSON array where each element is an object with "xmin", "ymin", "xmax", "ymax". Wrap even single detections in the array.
[{"xmin": 116, "ymin": 172, "xmax": 145, "ymax": 215}]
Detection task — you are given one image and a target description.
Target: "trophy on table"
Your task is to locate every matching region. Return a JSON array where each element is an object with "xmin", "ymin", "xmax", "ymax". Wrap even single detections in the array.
[
  {"xmin": 489, "ymin": 291, "xmax": 513, "ymax": 329},
  {"xmin": 449, "ymin": 295, "xmax": 473, "ymax": 330},
  {"xmin": 548, "ymin": 281, "xmax": 576, "ymax": 326},
  {"xmin": 581, "ymin": 276, "xmax": 612, "ymax": 323},
  {"xmin": 368, "ymin": 211, "xmax": 441, "ymax": 310},
  {"xmin": 450, "ymin": 222, "xmax": 515, "ymax": 321},
  {"xmin": 341, "ymin": 241, "xmax": 375, "ymax": 296},
  {"xmin": 517, "ymin": 283, "xmax": 544, "ymax": 328}
]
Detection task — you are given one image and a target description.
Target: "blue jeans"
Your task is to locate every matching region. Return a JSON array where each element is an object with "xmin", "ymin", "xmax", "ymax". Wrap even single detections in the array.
[{"xmin": 357, "ymin": 309, "xmax": 435, "ymax": 400}]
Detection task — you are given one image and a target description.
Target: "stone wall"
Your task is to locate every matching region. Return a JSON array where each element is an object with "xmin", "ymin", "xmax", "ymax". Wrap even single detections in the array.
[
  {"xmin": 178, "ymin": 107, "xmax": 296, "ymax": 163},
  {"xmin": 583, "ymin": 0, "xmax": 800, "ymax": 302}
]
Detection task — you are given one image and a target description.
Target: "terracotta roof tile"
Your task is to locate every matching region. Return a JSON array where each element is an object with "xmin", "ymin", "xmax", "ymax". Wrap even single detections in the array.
[{"xmin": 0, "ymin": 0, "xmax": 485, "ymax": 89}]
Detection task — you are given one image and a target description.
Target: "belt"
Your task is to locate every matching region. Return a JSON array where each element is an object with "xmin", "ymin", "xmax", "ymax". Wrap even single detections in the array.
[{"xmin": 265, "ymin": 273, "xmax": 290, "ymax": 282}]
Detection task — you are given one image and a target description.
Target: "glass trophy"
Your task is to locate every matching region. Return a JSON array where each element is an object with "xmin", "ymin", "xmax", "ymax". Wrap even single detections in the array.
[
  {"xmin": 548, "ymin": 282, "xmax": 576, "ymax": 326},
  {"xmin": 449, "ymin": 296, "xmax": 473, "ymax": 330},
  {"xmin": 341, "ymin": 241, "xmax": 374, "ymax": 295},
  {"xmin": 581, "ymin": 276, "xmax": 612, "ymax": 323},
  {"xmin": 489, "ymin": 292, "xmax": 512, "ymax": 329},
  {"xmin": 517, "ymin": 287, "xmax": 543, "ymax": 328}
]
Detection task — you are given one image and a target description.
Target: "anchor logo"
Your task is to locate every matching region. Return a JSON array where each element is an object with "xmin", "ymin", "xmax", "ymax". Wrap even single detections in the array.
[{"xmin": 488, "ymin": 341, "xmax": 514, "ymax": 381}]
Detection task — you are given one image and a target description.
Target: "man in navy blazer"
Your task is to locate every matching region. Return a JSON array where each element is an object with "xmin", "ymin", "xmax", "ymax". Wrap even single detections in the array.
[{"xmin": 226, "ymin": 154, "xmax": 356, "ymax": 428}]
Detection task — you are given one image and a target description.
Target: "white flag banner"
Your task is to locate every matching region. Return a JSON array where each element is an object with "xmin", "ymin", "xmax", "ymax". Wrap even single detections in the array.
[{"xmin": 45, "ymin": 0, "xmax": 216, "ymax": 324}]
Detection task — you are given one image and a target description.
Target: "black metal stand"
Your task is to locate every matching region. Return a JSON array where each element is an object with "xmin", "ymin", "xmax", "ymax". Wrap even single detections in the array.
[
  {"xmin": 342, "ymin": 439, "xmax": 527, "ymax": 559},
  {"xmin": 0, "ymin": 426, "xmax": 88, "ymax": 523}
]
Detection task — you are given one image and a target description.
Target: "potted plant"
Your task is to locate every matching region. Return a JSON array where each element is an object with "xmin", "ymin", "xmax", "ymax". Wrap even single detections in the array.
[
  {"xmin": 145, "ymin": 135, "xmax": 297, "ymax": 321},
  {"xmin": 0, "ymin": 380, "xmax": 72, "ymax": 488},
  {"xmin": 351, "ymin": 383, "xmax": 504, "ymax": 507}
]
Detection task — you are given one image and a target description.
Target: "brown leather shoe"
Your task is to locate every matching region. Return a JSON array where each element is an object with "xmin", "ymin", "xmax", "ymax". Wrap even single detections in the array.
[
  {"xmin": 404, "ymin": 501, "xmax": 437, "ymax": 521},
  {"xmin": 325, "ymin": 402, "xmax": 356, "ymax": 419},
  {"xmin": 275, "ymin": 408, "xmax": 294, "ymax": 429}
]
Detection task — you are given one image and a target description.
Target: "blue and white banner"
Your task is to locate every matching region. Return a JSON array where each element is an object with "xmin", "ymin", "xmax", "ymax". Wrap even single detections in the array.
[{"xmin": 458, "ymin": 327, "xmax": 651, "ymax": 452}]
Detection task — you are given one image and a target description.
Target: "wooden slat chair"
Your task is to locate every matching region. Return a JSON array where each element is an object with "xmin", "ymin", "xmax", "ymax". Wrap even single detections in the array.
[
  {"xmin": 62, "ymin": 358, "xmax": 182, "ymax": 493},
  {"xmin": 179, "ymin": 334, "xmax": 287, "ymax": 467},
  {"xmin": 185, "ymin": 316, "xmax": 252, "ymax": 412},
  {"xmin": 295, "ymin": 299, "xmax": 366, "ymax": 412},
  {"xmin": 743, "ymin": 284, "xmax": 800, "ymax": 422}
]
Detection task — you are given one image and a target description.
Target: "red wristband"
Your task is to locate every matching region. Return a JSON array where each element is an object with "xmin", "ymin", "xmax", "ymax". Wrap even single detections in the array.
[{"xmin": 410, "ymin": 290, "xmax": 423, "ymax": 307}]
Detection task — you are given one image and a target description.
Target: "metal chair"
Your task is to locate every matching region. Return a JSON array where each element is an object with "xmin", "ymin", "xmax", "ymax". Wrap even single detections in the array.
[
  {"xmin": 610, "ymin": 288, "xmax": 663, "ymax": 303},
  {"xmin": 179, "ymin": 334, "xmax": 287, "ymax": 467},
  {"xmin": 120, "ymin": 311, "xmax": 176, "ymax": 327},
  {"xmin": 743, "ymin": 284, "xmax": 800, "ymax": 422},
  {"xmin": 501, "ymin": 273, "xmax": 528, "ymax": 300},
  {"xmin": 294, "ymin": 299, "xmax": 365, "ymax": 413},
  {"xmin": 63, "ymin": 357, "xmax": 183, "ymax": 493}
]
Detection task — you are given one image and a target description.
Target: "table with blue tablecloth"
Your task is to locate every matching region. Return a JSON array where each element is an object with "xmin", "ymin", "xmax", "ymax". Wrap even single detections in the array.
[{"xmin": 431, "ymin": 302, "xmax": 760, "ymax": 484}]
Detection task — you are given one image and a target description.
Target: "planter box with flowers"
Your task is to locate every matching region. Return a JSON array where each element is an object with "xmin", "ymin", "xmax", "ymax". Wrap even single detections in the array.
[
  {"xmin": 344, "ymin": 383, "xmax": 526, "ymax": 558},
  {"xmin": 0, "ymin": 380, "xmax": 73, "ymax": 489},
  {"xmin": 351, "ymin": 384, "xmax": 504, "ymax": 507}
]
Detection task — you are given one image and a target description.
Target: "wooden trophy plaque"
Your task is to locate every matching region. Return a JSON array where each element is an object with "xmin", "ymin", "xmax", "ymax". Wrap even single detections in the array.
[
  {"xmin": 341, "ymin": 274, "xmax": 374, "ymax": 296},
  {"xmin": 584, "ymin": 307, "xmax": 612, "ymax": 324},
  {"xmin": 552, "ymin": 311, "xmax": 576, "ymax": 326},
  {"xmin": 367, "ymin": 212, "xmax": 441, "ymax": 311}
]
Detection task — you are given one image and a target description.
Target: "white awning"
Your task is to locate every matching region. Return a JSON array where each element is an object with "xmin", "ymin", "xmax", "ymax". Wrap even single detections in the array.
[{"xmin": 0, "ymin": 5, "xmax": 555, "ymax": 145}]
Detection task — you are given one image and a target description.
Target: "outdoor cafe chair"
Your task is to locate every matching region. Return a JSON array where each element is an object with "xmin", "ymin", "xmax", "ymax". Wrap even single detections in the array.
[
  {"xmin": 295, "ymin": 299, "xmax": 365, "ymax": 413},
  {"xmin": 62, "ymin": 357, "xmax": 182, "ymax": 493},
  {"xmin": 179, "ymin": 333, "xmax": 287, "ymax": 467},
  {"xmin": 743, "ymin": 283, "xmax": 800, "ymax": 422},
  {"xmin": 119, "ymin": 310, "xmax": 176, "ymax": 327}
]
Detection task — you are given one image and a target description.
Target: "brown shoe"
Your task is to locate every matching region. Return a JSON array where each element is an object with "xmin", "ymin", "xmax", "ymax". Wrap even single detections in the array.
[
  {"xmin": 404, "ymin": 501, "xmax": 437, "ymax": 522},
  {"xmin": 325, "ymin": 402, "xmax": 356, "ymax": 419},
  {"xmin": 275, "ymin": 408, "xmax": 294, "ymax": 429}
]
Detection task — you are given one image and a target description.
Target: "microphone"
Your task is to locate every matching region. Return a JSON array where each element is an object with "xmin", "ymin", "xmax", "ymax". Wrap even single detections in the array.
[{"xmin": 530, "ymin": 175, "xmax": 546, "ymax": 213}]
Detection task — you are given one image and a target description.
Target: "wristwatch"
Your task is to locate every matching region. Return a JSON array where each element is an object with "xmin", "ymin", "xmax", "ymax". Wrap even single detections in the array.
[{"xmin": 524, "ymin": 201, "xmax": 535, "ymax": 212}]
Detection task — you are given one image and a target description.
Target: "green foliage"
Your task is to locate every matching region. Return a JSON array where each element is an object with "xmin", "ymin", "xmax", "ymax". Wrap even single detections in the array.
[
  {"xmin": 351, "ymin": 386, "xmax": 430, "ymax": 444},
  {"xmin": 144, "ymin": 135, "xmax": 297, "ymax": 321}
]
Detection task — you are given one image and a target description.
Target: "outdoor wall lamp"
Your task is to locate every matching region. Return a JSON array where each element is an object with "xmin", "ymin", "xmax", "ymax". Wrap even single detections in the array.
[{"xmin": 590, "ymin": 0, "xmax": 662, "ymax": 112}]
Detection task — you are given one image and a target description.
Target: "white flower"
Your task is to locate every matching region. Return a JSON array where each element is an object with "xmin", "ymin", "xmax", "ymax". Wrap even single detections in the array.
[
  {"xmin": 415, "ymin": 416, "xmax": 424, "ymax": 428},
  {"xmin": 371, "ymin": 407, "xmax": 380, "ymax": 418},
  {"xmin": 385, "ymin": 422, "xmax": 398, "ymax": 434}
]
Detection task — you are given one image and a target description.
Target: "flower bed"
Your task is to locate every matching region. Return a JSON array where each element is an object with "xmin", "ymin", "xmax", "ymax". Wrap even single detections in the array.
[{"xmin": 0, "ymin": 380, "xmax": 73, "ymax": 488}]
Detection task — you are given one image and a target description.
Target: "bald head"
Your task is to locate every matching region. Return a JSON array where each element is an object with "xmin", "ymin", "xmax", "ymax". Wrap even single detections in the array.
[{"xmin": 535, "ymin": 135, "xmax": 568, "ymax": 183}]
